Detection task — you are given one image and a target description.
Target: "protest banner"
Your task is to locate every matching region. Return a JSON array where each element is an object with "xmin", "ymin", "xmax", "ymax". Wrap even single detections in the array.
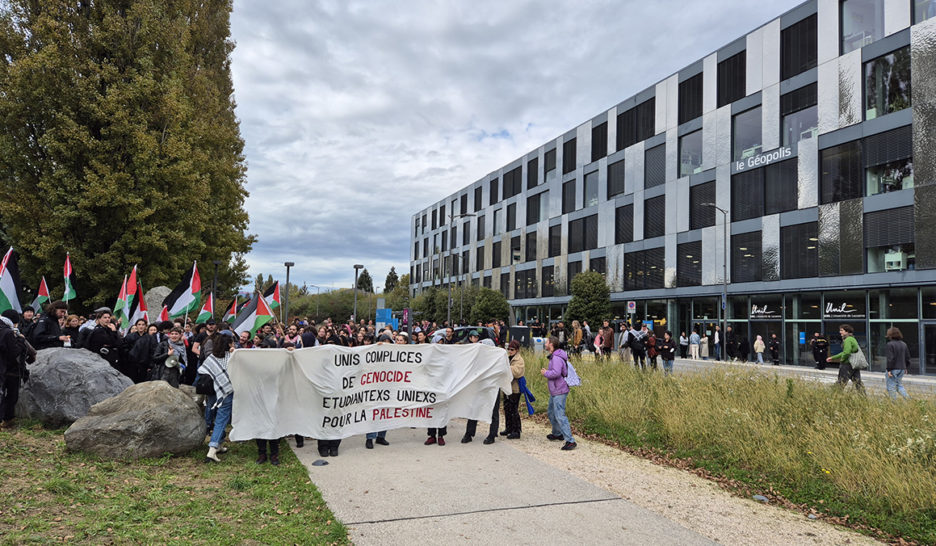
[{"xmin": 228, "ymin": 343, "xmax": 512, "ymax": 441}]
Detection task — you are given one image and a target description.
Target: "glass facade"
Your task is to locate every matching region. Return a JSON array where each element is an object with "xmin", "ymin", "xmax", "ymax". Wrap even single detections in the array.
[
  {"xmin": 841, "ymin": 0, "xmax": 884, "ymax": 54},
  {"xmin": 733, "ymin": 107, "xmax": 762, "ymax": 161},
  {"xmin": 865, "ymin": 47, "xmax": 911, "ymax": 120},
  {"xmin": 679, "ymin": 130, "xmax": 703, "ymax": 177}
]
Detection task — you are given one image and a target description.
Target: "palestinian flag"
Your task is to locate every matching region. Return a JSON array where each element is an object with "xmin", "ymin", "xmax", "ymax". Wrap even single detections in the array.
[
  {"xmin": 232, "ymin": 292, "xmax": 275, "ymax": 337},
  {"xmin": 63, "ymin": 253, "xmax": 77, "ymax": 302},
  {"xmin": 0, "ymin": 247, "xmax": 23, "ymax": 314},
  {"xmin": 162, "ymin": 261, "xmax": 201, "ymax": 319},
  {"xmin": 30, "ymin": 276, "xmax": 50, "ymax": 312},
  {"xmin": 113, "ymin": 275, "xmax": 129, "ymax": 326},
  {"xmin": 195, "ymin": 292, "xmax": 214, "ymax": 324},
  {"xmin": 127, "ymin": 278, "xmax": 149, "ymax": 327},
  {"xmin": 125, "ymin": 265, "xmax": 138, "ymax": 312},
  {"xmin": 158, "ymin": 305, "xmax": 169, "ymax": 322},
  {"xmin": 263, "ymin": 281, "xmax": 281, "ymax": 309},
  {"xmin": 222, "ymin": 296, "xmax": 237, "ymax": 323},
  {"xmin": 237, "ymin": 296, "xmax": 250, "ymax": 314}
]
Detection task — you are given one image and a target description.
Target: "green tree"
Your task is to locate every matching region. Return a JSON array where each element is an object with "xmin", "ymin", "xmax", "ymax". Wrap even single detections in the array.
[
  {"xmin": 254, "ymin": 273, "xmax": 265, "ymax": 293},
  {"xmin": 356, "ymin": 268, "xmax": 373, "ymax": 293},
  {"xmin": 566, "ymin": 271, "xmax": 610, "ymax": 328},
  {"xmin": 385, "ymin": 273, "xmax": 410, "ymax": 311},
  {"xmin": 0, "ymin": 0, "xmax": 254, "ymax": 312},
  {"xmin": 469, "ymin": 287, "xmax": 510, "ymax": 324},
  {"xmin": 384, "ymin": 267, "xmax": 398, "ymax": 293}
]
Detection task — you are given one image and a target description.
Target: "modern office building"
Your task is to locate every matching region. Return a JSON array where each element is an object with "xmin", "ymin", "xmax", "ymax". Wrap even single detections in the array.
[{"xmin": 410, "ymin": 0, "xmax": 936, "ymax": 373}]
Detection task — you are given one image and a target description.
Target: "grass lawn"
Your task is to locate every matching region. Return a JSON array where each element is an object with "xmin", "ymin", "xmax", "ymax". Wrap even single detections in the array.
[{"xmin": 0, "ymin": 422, "xmax": 348, "ymax": 544}]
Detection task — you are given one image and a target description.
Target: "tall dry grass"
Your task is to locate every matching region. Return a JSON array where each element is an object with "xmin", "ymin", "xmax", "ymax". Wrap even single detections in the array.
[{"xmin": 522, "ymin": 349, "xmax": 936, "ymax": 539}]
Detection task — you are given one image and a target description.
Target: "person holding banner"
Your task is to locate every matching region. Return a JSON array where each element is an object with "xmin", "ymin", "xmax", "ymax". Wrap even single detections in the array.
[
  {"xmin": 501, "ymin": 340, "xmax": 525, "ymax": 439},
  {"xmin": 462, "ymin": 330, "xmax": 499, "ymax": 445},
  {"xmin": 542, "ymin": 336, "xmax": 576, "ymax": 451}
]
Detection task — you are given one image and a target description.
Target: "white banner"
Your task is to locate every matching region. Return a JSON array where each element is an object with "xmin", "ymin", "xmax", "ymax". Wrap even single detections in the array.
[{"xmin": 228, "ymin": 344, "xmax": 512, "ymax": 441}]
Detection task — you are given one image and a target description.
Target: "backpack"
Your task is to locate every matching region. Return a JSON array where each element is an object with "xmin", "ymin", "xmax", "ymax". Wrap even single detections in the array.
[
  {"xmin": 195, "ymin": 373, "xmax": 215, "ymax": 395},
  {"xmin": 629, "ymin": 332, "xmax": 645, "ymax": 353},
  {"xmin": 560, "ymin": 356, "xmax": 581, "ymax": 387}
]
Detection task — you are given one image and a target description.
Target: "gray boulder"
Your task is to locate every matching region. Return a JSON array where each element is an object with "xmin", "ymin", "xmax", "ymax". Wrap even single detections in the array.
[
  {"xmin": 144, "ymin": 286, "xmax": 171, "ymax": 321},
  {"xmin": 64, "ymin": 381, "xmax": 206, "ymax": 459},
  {"xmin": 16, "ymin": 348, "xmax": 133, "ymax": 426}
]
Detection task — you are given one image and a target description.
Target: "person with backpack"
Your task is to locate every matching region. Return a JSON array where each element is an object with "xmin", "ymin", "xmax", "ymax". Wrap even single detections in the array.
[
  {"xmin": 541, "ymin": 335, "xmax": 576, "ymax": 451},
  {"xmin": 198, "ymin": 331, "xmax": 235, "ymax": 463},
  {"xmin": 629, "ymin": 324, "xmax": 647, "ymax": 370},
  {"xmin": 1, "ymin": 309, "xmax": 34, "ymax": 429}
]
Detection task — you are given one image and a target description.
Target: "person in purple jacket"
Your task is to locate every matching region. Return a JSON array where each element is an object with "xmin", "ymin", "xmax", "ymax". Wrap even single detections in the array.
[{"xmin": 541, "ymin": 336, "xmax": 576, "ymax": 451}]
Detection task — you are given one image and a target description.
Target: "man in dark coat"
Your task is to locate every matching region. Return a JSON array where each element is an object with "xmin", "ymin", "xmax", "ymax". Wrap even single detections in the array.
[
  {"xmin": 810, "ymin": 332, "xmax": 829, "ymax": 370},
  {"xmin": 30, "ymin": 300, "xmax": 69, "ymax": 350},
  {"xmin": 1, "ymin": 309, "xmax": 31, "ymax": 428}
]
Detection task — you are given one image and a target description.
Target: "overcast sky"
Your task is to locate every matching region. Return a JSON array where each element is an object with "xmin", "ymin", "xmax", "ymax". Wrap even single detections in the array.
[{"xmin": 229, "ymin": 0, "xmax": 805, "ymax": 292}]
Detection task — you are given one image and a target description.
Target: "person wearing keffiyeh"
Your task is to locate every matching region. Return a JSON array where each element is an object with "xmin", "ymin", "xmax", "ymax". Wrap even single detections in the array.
[
  {"xmin": 198, "ymin": 331, "xmax": 235, "ymax": 463},
  {"xmin": 151, "ymin": 326, "xmax": 188, "ymax": 388}
]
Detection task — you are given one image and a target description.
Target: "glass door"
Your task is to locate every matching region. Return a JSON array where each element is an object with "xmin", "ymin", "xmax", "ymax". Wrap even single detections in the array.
[{"xmin": 923, "ymin": 324, "xmax": 936, "ymax": 375}]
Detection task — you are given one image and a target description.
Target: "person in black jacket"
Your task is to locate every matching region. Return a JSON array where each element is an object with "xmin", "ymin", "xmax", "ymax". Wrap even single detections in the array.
[
  {"xmin": 30, "ymin": 300, "xmax": 69, "ymax": 350},
  {"xmin": 86, "ymin": 310, "xmax": 121, "ymax": 370},
  {"xmin": 1, "ymin": 309, "xmax": 32, "ymax": 428},
  {"xmin": 658, "ymin": 331, "xmax": 677, "ymax": 375},
  {"xmin": 130, "ymin": 322, "xmax": 165, "ymax": 383},
  {"xmin": 810, "ymin": 332, "xmax": 829, "ymax": 370},
  {"xmin": 152, "ymin": 326, "xmax": 188, "ymax": 388},
  {"xmin": 768, "ymin": 333, "xmax": 781, "ymax": 365}
]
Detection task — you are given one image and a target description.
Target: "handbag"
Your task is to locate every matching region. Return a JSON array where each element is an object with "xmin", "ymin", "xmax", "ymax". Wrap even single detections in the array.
[{"xmin": 848, "ymin": 347, "xmax": 869, "ymax": 370}]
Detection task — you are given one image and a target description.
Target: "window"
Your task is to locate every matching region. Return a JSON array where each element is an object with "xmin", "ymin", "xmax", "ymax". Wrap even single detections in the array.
[
  {"xmin": 527, "ymin": 157, "xmax": 539, "ymax": 189},
  {"xmin": 821, "ymin": 141, "xmax": 862, "ymax": 204},
  {"xmin": 474, "ymin": 187, "xmax": 482, "ymax": 212},
  {"xmin": 733, "ymin": 107, "xmax": 762, "ymax": 161},
  {"xmin": 567, "ymin": 261, "xmax": 582, "ymax": 293},
  {"xmin": 645, "ymin": 144, "xmax": 666, "ymax": 188},
  {"xmin": 583, "ymin": 171, "xmax": 599, "ymax": 208},
  {"xmin": 476, "ymin": 245, "xmax": 485, "ymax": 271},
  {"xmin": 503, "ymin": 166, "xmax": 522, "ymax": 199},
  {"xmin": 527, "ymin": 193, "xmax": 542, "ymax": 225},
  {"xmin": 549, "ymin": 225, "xmax": 562, "ymax": 257},
  {"xmin": 541, "ymin": 265, "xmax": 555, "ymax": 297},
  {"xmin": 644, "ymin": 195, "xmax": 665, "ymax": 239},
  {"xmin": 563, "ymin": 138, "xmax": 577, "ymax": 174},
  {"xmin": 916, "ymin": 0, "xmax": 936, "ymax": 23},
  {"xmin": 460, "ymin": 194, "xmax": 467, "ymax": 215},
  {"xmin": 414, "ymin": 241, "xmax": 419, "ymax": 260},
  {"xmin": 764, "ymin": 159, "xmax": 799, "ymax": 215},
  {"xmin": 678, "ymin": 73, "xmax": 703, "ymax": 125},
  {"xmin": 441, "ymin": 230, "xmax": 448, "ymax": 252},
  {"xmin": 615, "ymin": 204, "xmax": 634, "ymax": 244},
  {"xmin": 492, "ymin": 241, "xmax": 501, "ymax": 269},
  {"xmin": 562, "ymin": 180, "xmax": 576, "ymax": 214},
  {"xmin": 865, "ymin": 126, "xmax": 913, "ymax": 195},
  {"xmin": 623, "ymin": 247, "xmax": 665, "ymax": 290},
  {"xmin": 590, "ymin": 256, "xmax": 606, "ymax": 275},
  {"xmin": 732, "ymin": 231, "xmax": 763, "ymax": 282},
  {"xmin": 506, "ymin": 203, "xmax": 516, "ymax": 232},
  {"xmin": 780, "ymin": 222, "xmax": 818, "ymax": 279},
  {"xmin": 421, "ymin": 214, "xmax": 426, "ymax": 234},
  {"xmin": 781, "ymin": 14, "xmax": 817, "ymax": 81},
  {"xmin": 842, "ymin": 0, "xmax": 884, "ymax": 54},
  {"xmin": 477, "ymin": 215, "xmax": 485, "ymax": 240},
  {"xmin": 423, "ymin": 238, "xmax": 428, "ymax": 258},
  {"xmin": 431, "ymin": 209, "xmax": 437, "ymax": 230},
  {"xmin": 616, "ymin": 98, "xmax": 656, "ymax": 151},
  {"xmin": 433, "ymin": 234, "xmax": 440, "ymax": 254},
  {"xmin": 415, "ymin": 264, "xmax": 421, "ymax": 283},
  {"xmin": 865, "ymin": 47, "xmax": 911, "ymax": 120},
  {"xmin": 732, "ymin": 169, "xmax": 765, "ymax": 221},
  {"xmin": 483, "ymin": 275, "xmax": 491, "ymax": 289},
  {"xmin": 592, "ymin": 122, "xmax": 608, "ymax": 163},
  {"xmin": 781, "ymin": 83, "xmax": 818, "ymax": 148},
  {"xmin": 544, "ymin": 148, "xmax": 557, "ymax": 179},
  {"xmin": 489, "ymin": 178, "xmax": 499, "ymax": 205},
  {"xmin": 525, "ymin": 231, "xmax": 537, "ymax": 262},
  {"xmin": 493, "ymin": 209, "xmax": 501, "ymax": 236},
  {"xmin": 679, "ymin": 130, "xmax": 703, "ymax": 177},
  {"xmin": 690, "ymin": 182, "xmax": 716, "ymax": 229},
  {"xmin": 510, "ymin": 236, "xmax": 521, "ymax": 264},
  {"xmin": 717, "ymin": 51, "xmax": 746, "ymax": 107},
  {"xmin": 515, "ymin": 269, "xmax": 537, "ymax": 299},
  {"xmin": 569, "ymin": 214, "xmax": 598, "ymax": 253},
  {"xmin": 501, "ymin": 272, "xmax": 510, "ymax": 299},
  {"xmin": 677, "ymin": 241, "xmax": 702, "ymax": 287},
  {"xmin": 462, "ymin": 250, "xmax": 470, "ymax": 274},
  {"xmin": 865, "ymin": 206, "xmax": 915, "ymax": 272},
  {"xmin": 462, "ymin": 222, "xmax": 470, "ymax": 247},
  {"xmin": 440, "ymin": 205, "xmax": 446, "ymax": 225},
  {"xmin": 608, "ymin": 159, "xmax": 626, "ymax": 198},
  {"xmin": 450, "ymin": 227, "xmax": 456, "ymax": 249}
]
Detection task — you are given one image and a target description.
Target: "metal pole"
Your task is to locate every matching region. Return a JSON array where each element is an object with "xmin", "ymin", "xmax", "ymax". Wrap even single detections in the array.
[
  {"xmin": 353, "ymin": 264, "xmax": 363, "ymax": 323},
  {"xmin": 722, "ymin": 209, "xmax": 728, "ymax": 354},
  {"xmin": 284, "ymin": 262, "xmax": 294, "ymax": 325}
]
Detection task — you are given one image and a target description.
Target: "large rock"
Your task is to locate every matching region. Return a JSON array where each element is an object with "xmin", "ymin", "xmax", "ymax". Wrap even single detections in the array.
[
  {"xmin": 16, "ymin": 348, "xmax": 133, "ymax": 426},
  {"xmin": 64, "ymin": 381, "xmax": 206, "ymax": 459},
  {"xmin": 144, "ymin": 286, "xmax": 171, "ymax": 321}
]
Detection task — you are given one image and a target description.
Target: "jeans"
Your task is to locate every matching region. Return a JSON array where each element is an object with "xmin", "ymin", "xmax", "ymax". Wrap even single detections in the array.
[
  {"xmin": 366, "ymin": 430, "xmax": 387, "ymax": 440},
  {"xmin": 204, "ymin": 392, "xmax": 217, "ymax": 431},
  {"xmin": 547, "ymin": 393, "xmax": 574, "ymax": 443},
  {"xmin": 663, "ymin": 359, "xmax": 674, "ymax": 375},
  {"xmin": 886, "ymin": 369, "xmax": 909, "ymax": 400},
  {"xmin": 209, "ymin": 395, "xmax": 232, "ymax": 448},
  {"xmin": 756, "ymin": 352, "xmax": 764, "ymax": 364},
  {"xmin": 714, "ymin": 344, "xmax": 721, "ymax": 361}
]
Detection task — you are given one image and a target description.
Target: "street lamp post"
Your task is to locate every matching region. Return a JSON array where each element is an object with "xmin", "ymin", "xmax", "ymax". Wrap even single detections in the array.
[
  {"xmin": 353, "ymin": 264, "xmax": 364, "ymax": 323},
  {"xmin": 284, "ymin": 262, "xmax": 295, "ymax": 325},
  {"xmin": 212, "ymin": 260, "xmax": 221, "ymax": 303},
  {"xmin": 447, "ymin": 212, "xmax": 475, "ymax": 327},
  {"xmin": 701, "ymin": 202, "xmax": 729, "ymax": 351}
]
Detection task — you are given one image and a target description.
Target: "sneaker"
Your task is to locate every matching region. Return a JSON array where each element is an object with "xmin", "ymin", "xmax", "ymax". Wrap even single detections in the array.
[
  {"xmin": 482, "ymin": 436, "xmax": 495, "ymax": 445},
  {"xmin": 375, "ymin": 437, "xmax": 389, "ymax": 446},
  {"xmin": 460, "ymin": 434, "xmax": 472, "ymax": 444},
  {"xmin": 546, "ymin": 434, "xmax": 563, "ymax": 441},
  {"xmin": 437, "ymin": 436, "xmax": 446, "ymax": 446},
  {"xmin": 561, "ymin": 441, "xmax": 577, "ymax": 451},
  {"xmin": 424, "ymin": 436, "xmax": 437, "ymax": 445},
  {"xmin": 217, "ymin": 445, "xmax": 229, "ymax": 454},
  {"xmin": 365, "ymin": 439, "xmax": 374, "ymax": 449}
]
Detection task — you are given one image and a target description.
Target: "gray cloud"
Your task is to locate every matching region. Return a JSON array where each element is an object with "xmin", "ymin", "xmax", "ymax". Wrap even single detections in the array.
[{"xmin": 231, "ymin": 0, "xmax": 805, "ymax": 289}]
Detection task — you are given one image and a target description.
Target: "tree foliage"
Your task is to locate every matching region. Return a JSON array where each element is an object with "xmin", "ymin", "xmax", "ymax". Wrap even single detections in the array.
[
  {"xmin": 383, "ymin": 267, "xmax": 398, "ymax": 293},
  {"xmin": 356, "ymin": 268, "xmax": 373, "ymax": 293},
  {"xmin": 469, "ymin": 287, "xmax": 510, "ymax": 325},
  {"xmin": 566, "ymin": 271, "xmax": 610, "ymax": 328},
  {"xmin": 0, "ymin": 0, "xmax": 254, "ymax": 311},
  {"xmin": 384, "ymin": 273, "xmax": 409, "ymax": 311}
]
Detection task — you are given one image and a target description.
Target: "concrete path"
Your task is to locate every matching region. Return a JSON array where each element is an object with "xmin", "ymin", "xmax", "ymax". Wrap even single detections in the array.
[{"xmin": 291, "ymin": 425, "xmax": 715, "ymax": 545}]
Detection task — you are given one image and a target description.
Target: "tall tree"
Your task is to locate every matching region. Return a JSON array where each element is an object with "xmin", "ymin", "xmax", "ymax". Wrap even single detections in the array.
[
  {"xmin": 383, "ymin": 267, "xmax": 398, "ymax": 293},
  {"xmin": 0, "ymin": 0, "xmax": 254, "ymax": 310},
  {"xmin": 566, "ymin": 271, "xmax": 611, "ymax": 328},
  {"xmin": 469, "ymin": 288, "xmax": 510, "ymax": 324},
  {"xmin": 356, "ymin": 268, "xmax": 373, "ymax": 293}
]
